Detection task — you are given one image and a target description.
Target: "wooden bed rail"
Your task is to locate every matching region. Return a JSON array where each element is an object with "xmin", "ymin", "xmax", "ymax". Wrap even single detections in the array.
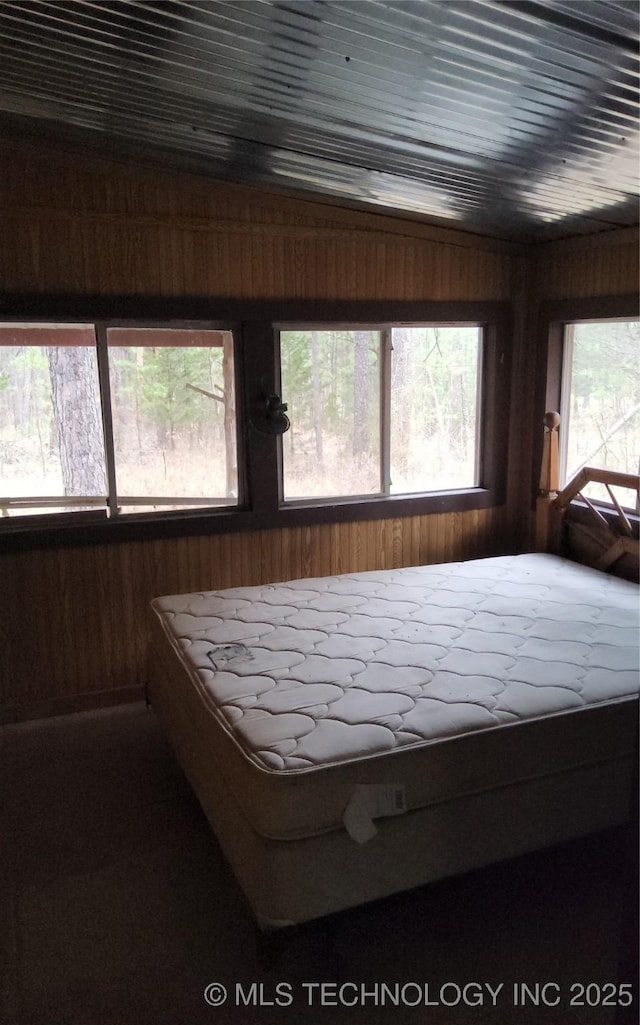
[
  {"xmin": 555, "ymin": 467, "xmax": 640, "ymax": 511},
  {"xmin": 536, "ymin": 412, "xmax": 640, "ymax": 576}
]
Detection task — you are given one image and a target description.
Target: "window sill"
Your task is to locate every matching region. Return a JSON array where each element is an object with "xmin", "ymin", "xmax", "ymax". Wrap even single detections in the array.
[
  {"xmin": 278, "ymin": 487, "xmax": 496, "ymax": 522},
  {"xmin": 0, "ymin": 487, "xmax": 501, "ymax": 552}
]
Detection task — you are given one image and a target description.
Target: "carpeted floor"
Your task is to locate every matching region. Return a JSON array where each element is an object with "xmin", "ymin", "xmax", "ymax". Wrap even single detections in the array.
[{"xmin": 1, "ymin": 703, "xmax": 637, "ymax": 1025}]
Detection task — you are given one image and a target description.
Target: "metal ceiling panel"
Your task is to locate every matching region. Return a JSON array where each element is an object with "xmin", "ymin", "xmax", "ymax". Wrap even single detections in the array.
[{"xmin": 0, "ymin": 0, "xmax": 637, "ymax": 240}]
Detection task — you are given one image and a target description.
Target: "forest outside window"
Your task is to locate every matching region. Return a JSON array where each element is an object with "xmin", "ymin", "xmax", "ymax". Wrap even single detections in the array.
[
  {"xmin": 1, "ymin": 298, "xmax": 508, "ymax": 543},
  {"xmin": 0, "ymin": 323, "xmax": 238, "ymax": 519},
  {"xmin": 279, "ymin": 325, "xmax": 482, "ymax": 502},
  {"xmin": 560, "ymin": 318, "xmax": 639, "ymax": 510}
]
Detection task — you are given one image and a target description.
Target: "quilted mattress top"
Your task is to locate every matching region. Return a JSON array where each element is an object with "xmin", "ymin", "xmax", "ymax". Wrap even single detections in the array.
[{"xmin": 152, "ymin": 554, "xmax": 639, "ymax": 777}]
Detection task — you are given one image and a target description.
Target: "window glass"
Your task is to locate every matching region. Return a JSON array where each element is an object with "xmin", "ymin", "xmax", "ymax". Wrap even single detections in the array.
[
  {"xmin": 280, "ymin": 329, "xmax": 382, "ymax": 500},
  {"xmin": 390, "ymin": 326, "xmax": 481, "ymax": 493},
  {"xmin": 280, "ymin": 324, "xmax": 481, "ymax": 502},
  {"xmin": 107, "ymin": 328, "xmax": 237, "ymax": 513},
  {"xmin": 0, "ymin": 324, "xmax": 106, "ymax": 517},
  {"xmin": 1, "ymin": 309, "xmax": 499, "ymax": 531},
  {"xmin": 562, "ymin": 320, "xmax": 639, "ymax": 508}
]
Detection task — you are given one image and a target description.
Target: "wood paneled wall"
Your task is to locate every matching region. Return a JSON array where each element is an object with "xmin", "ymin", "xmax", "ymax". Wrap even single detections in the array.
[
  {"xmin": 5, "ymin": 139, "xmax": 633, "ymax": 722},
  {"xmin": 0, "ymin": 139, "xmax": 512, "ymax": 301},
  {"xmin": 1, "ymin": 509, "xmax": 507, "ymax": 722},
  {"xmin": 515, "ymin": 228, "xmax": 640, "ymax": 549},
  {"xmin": 533, "ymin": 228, "xmax": 639, "ymax": 300}
]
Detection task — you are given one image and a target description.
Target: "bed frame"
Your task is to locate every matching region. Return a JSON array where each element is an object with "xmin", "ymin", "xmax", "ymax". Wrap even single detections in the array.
[{"xmin": 536, "ymin": 411, "xmax": 639, "ymax": 580}]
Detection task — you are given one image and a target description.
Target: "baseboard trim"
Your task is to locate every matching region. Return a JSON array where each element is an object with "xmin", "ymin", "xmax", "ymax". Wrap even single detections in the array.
[{"xmin": 0, "ymin": 685, "xmax": 145, "ymax": 725}]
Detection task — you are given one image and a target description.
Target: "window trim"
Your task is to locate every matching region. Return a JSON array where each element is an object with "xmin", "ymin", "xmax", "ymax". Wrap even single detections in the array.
[
  {"xmin": 0, "ymin": 316, "xmax": 244, "ymax": 522},
  {"xmin": 0, "ymin": 294, "xmax": 511, "ymax": 552},
  {"xmin": 276, "ymin": 321, "xmax": 485, "ymax": 504},
  {"xmin": 534, "ymin": 294, "xmax": 640, "ymax": 510}
]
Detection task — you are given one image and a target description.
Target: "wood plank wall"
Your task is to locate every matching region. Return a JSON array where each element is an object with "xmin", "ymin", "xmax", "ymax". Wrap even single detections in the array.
[
  {"xmin": 3, "ymin": 136, "xmax": 619, "ymax": 722},
  {"xmin": 0, "ymin": 141, "xmax": 513, "ymax": 301},
  {"xmin": 517, "ymin": 228, "xmax": 640, "ymax": 548},
  {"xmin": 533, "ymin": 229, "xmax": 639, "ymax": 300},
  {"xmin": 1, "ymin": 509, "xmax": 504, "ymax": 721}
]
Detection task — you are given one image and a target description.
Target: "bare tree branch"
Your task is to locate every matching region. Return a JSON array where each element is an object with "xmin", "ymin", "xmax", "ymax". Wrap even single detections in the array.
[{"xmin": 187, "ymin": 382, "xmax": 225, "ymax": 405}]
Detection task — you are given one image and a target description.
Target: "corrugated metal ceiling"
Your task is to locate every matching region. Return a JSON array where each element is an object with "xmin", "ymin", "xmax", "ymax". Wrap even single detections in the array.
[{"xmin": 0, "ymin": 0, "xmax": 637, "ymax": 241}]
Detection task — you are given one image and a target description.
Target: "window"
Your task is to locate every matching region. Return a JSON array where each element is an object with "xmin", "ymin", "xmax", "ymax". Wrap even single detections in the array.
[
  {"xmin": 0, "ymin": 323, "xmax": 238, "ymax": 519},
  {"xmin": 560, "ymin": 318, "xmax": 639, "ymax": 508},
  {"xmin": 279, "ymin": 325, "xmax": 482, "ymax": 502},
  {"xmin": 280, "ymin": 328, "xmax": 382, "ymax": 500},
  {"xmin": 0, "ymin": 297, "xmax": 509, "ymax": 545},
  {"xmin": 389, "ymin": 326, "xmax": 480, "ymax": 495}
]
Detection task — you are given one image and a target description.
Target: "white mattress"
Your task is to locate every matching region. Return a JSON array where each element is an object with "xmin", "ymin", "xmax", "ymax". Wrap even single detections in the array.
[{"xmin": 151, "ymin": 554, "xmax": 639, "ymax": 842}]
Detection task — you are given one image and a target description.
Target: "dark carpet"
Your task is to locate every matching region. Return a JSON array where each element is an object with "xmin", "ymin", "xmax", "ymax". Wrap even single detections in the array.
[{"xmin": 1, "ymin": 703, "xmax": 637, "ymax": 1025}]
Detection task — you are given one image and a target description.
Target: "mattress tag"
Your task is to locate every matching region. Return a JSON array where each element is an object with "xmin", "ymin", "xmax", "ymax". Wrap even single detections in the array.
[{"xmin": 343, "ymin": 785, "xmax": 407, "ymax": 844}]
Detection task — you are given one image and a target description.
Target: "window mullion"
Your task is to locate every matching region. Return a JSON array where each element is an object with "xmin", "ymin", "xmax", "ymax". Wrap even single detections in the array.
[
  {"xmin": 559, "ymin": 323, "xmax": 574, "ymax": 487},
  {"xmin": 473, "ymin": 327, "xmax": 485, "ymax": 487},
  {"xmin": 381, "ymin": 327, "xmax": 392, "ymax": 496},
  {"xmin": 95, "ymin": 323, "xmax": 119, "ymax": 517},
  {"xmin": 245, "ymin": 321, "xmax": 281, "ymax": 514}
]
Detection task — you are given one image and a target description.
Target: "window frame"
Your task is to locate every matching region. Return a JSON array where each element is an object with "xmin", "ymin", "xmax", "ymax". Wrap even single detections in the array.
[
  {"xmin": 534, "ymin": 294, "xmax": 640, "ymax": 525},
  {"xmin": 0, "ymin": 317, "xmax": 244, "ymax": 526},
  {"xmin": 276, "ymin": 320, "xmax": 486, "ymax": 506},
  {"xmin": 276, "ymin": 321, "xmax": 388, "ymax": 504},
  {"xmin": 0, "ymin": 294, "xmax": 512, "ymax": 551}
]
